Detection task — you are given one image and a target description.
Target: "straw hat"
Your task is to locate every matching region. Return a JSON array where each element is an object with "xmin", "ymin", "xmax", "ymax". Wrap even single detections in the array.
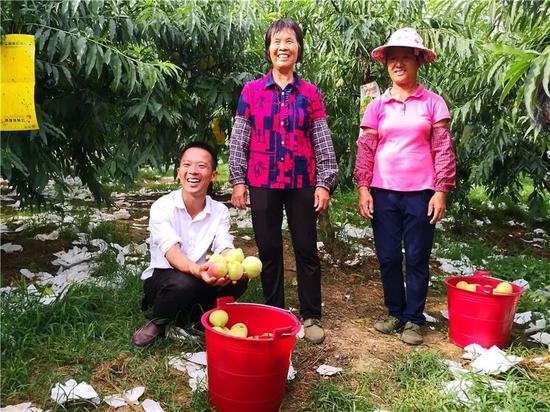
[{"xmin": 371, "ymin": 27, "xmax": 436, "ymax": 64}]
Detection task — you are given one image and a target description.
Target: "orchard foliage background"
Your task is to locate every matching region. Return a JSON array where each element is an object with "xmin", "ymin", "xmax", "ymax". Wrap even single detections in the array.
[{"xmin": 1, "ymin": 0, "xmax": 549, "ymax": 211}]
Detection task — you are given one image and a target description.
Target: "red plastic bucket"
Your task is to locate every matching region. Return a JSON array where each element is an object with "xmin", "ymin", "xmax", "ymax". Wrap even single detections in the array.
[
  {"xmin": 201, "ymin": 297, "xmax": 301, "ymax": 412},
  {"xmin": 444, "ymin": 270, "xmax": 523, "ymax": 349}
]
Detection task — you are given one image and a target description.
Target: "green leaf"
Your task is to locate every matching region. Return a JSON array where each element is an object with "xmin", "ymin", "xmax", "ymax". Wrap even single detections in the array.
[
  {"xmin": 487, "ymin": 56, "xmax": 506, "ymax": 85},
  {"xmin": 61, "ymin": 66, "xmax": 73, "ymax": 86},
  {"xmin": 44, "ymin": 122, "xmax": 66, "ymax": 139},
  {"xmin": 498, "ymin": 58, "xmax": 532, "ymax": 104},
  {"xmin": 70, "ymin": 0, "xmax": 81, "ymax": 17},
  {"xmin": 127, "ymin": 63, "xmax": 137, "ymax": 95},
  {"xmin": 58, "ymin": 33, "xmax": 72, "ymax": 62},
  {"xmin": 524, "ymin": 57, "xmax": 545, "ymax": 120},
  {"xmin": 110, "ymin": 54, "xmax": 122, "ymax": 90},
  {"xmin": 103, "ymin": 48, "xmax": 112, "ymax": 65},
  {"xmin": 46, "ymin": 31, "xmax": 59, "ymax": 61},
  {"xmin": 109, "ymin": 19, "xmax": 117, "ymax": 41},
  {"xmin": 52, "ymin": 66, "xmax": 59, "ymax": 84},
  {"xmin": 37, "ymin": 29, "xmax": 51, "ymax": 51},
  {"xmin": 125, "ymin": 19, "xmax": 134, "ymax": 38},
  {"xmin": 1, "ymin": 148, "xmax": 29, "ymax": 177},
  {"xmin": 542, "ymin": 54, "xmax": 550, "ymax": 97},
  {"xmin": 95, "ymin": 46, "xmax": 104, "ymax": 78},
  {"xmin": 137, "ymin": 100, "xmax": 148, "ymax": 122},
  {"xmin": 90, "ymin": 0, "xmax": 104, "ymax": 14},
  {"xmin": 85, "ymin": 43, "xmax": 97, "ymax": 77},
  {"xmin": 61, "ymin": 1, "xmax": 70, "ymax": 15},
  {"xmin": 485, "ymin": 43, "xmax": 539, "ymax": 58},
  {"xmin": 74, "ymin": 36, "xmax": 87, "ymax": 65}
]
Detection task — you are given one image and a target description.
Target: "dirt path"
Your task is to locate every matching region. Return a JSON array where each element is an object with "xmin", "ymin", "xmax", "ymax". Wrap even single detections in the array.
[
  {"xmin": 0, "ymin": 191, "xmax": 515, "ymax": 410},
  {"xmin": 234, "ymin": 228, "xmax": 463, "ymax": 411}
]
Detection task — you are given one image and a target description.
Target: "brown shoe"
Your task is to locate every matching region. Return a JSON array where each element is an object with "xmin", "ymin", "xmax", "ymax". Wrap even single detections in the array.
[
  {"xmin": 400, "ymin": 322, "xmax": 423, "ymax": 345},
  {"xmin": 132, "ymin": 320, "xmax": 165, "ymax": 347},
  {"xmin": 374, "ymin": 316, "xmax": 403, "ymax": 334},
  {"xmin": 303, "ymin": 318, "xmax": 325, "ymax": 344}
]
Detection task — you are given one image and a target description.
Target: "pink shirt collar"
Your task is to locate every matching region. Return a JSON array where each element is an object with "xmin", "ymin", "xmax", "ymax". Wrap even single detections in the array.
[{"xmin": 381, "ymin": 84, "xmax": 426, "ymax": 102}]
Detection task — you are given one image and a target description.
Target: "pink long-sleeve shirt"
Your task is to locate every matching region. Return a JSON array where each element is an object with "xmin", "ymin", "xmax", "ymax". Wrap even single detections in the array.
[{"xmin": 354, "ymin": 84, "xmax": 456, "ymax": 192}]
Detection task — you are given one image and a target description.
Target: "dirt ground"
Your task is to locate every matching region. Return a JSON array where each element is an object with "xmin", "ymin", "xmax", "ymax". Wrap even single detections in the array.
[
  {"xmin": 1, "ymin": 190, "xmax": 542, "ymax": 411},
  {"xmin": 234, "ymin": 234, "xmax": 463, "ymax": 411}
]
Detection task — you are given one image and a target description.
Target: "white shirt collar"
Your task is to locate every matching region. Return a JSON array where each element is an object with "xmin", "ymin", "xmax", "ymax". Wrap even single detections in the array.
[{"xmin": 175, "ymin": 189, "xmax": 212, "ymax": 220}]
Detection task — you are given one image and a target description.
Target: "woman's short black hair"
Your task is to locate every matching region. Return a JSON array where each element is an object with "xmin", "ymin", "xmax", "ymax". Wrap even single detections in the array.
[
  {"xmin": 180, "ymin": 141, "xmax": 218, "ymax": 170},
  {"xmin": 264, "ymin": 19, "xmax": 304, "ymax": 64}
]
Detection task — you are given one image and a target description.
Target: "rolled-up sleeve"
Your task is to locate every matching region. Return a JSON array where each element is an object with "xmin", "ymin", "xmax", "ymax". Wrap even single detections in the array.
[
  {"xmin": 211, "ymin": 206, "xmax": 234, "ymax": 254},
  {"xmin": 149, "ymin": 201, "xmax": 183, "ymax": 255},
  {"xmin": 311, "ymin": 119, "xmax": 338, "ymax": 190}
]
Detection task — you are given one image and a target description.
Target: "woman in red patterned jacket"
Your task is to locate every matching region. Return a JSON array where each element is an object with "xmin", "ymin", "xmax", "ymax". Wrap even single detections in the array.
[{"xmin": 229, "ymin": 19, "xmax": 338, "ymax": 344}]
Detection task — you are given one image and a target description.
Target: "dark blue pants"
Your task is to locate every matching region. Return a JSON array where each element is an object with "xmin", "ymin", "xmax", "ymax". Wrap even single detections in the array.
[{"xmin": 371, "ymin": 188, "xmax": 435, "ymax": 324}]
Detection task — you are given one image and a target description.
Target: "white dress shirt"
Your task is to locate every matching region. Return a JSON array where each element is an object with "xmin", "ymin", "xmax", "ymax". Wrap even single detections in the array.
[{"xmin": 141, "ymin": 189, "xmax": 234, "ymax": 280}]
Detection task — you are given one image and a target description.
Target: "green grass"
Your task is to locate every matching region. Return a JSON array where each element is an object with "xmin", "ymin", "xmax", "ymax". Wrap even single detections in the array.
[
  {"xmin": 238, "ymin": 276, "xmax": 264, "ymax": 304},
  {"xmin": 0, "ymin": 251, "xmax": 206, "ymax": 410},
  {"xmin": 104, "ymin": 166, "xmax": 174, "ymax": 194},
  {"xmin": 1, "ymin": 253, "xmax": 142, "ymax": 402},
  {"xmin": 432, "ymin": 233, "xmax": 550, "ymax": 312},
  {"xmin": 467, "ymin": 177, "xmax": 550, "ymax": 218},
  {"xmin": 146, "ymin": 182, "xmax": 180, "ymax": 192},
  {"xmin": 327, "ymin": 188, "xmax": 364, "ymax": 228},
  {"xmin": 312, "ymin": 380, "xmax": 374, "ymax": 411},
  {"xmin": 191, "ymin": 390, "xmax": 215, "ymax": 412},
  {"xmin": 90, "ymin": 221, "xmax": 132, "ymax": 245},
  {"xmin": 2, "ymin": 173, "xmax": 549, "ymax": 411},
  {"xmin": 137, "ymin": 168, "xmax": 167, "ymax": 181},
  {"xmin": 0, "ymin": 206, "xmax": 93, "ymax": 242},
  {"xmin": 311, "ymin": 350, "xmax": 550, "ymax": 412},
  {"xmin": 215, "ymin": 162, "xmax": 229, "ymax": 183},
  {"xmin": 311, "ymin": 351, "xmax": 456, "ymax": 411},
  {"xmin": 0, "ymin": 245, "xmax": 267, "ymax": 410},
  {"xmin": 434, "ymin": 235, "xmax": 549, "ymax": 285}
]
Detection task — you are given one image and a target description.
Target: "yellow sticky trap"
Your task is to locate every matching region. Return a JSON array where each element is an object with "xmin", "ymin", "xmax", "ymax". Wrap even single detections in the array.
[{"xmin": 1, "ymin": 34, "xmax": 39, "ymax": 131}]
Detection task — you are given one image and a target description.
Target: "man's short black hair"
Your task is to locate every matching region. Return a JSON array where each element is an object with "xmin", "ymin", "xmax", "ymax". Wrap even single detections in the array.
[
  {"xmin": 180, "ymin": 141, "xmax": 218, "ymax": 170},
  {"xmin": 264, "ymin": 19, "xmax": 304, "ymax": 64}
]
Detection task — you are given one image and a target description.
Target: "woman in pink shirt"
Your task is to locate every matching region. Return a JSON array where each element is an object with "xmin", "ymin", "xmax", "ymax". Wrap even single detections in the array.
[{"xmin": 354, "ymin": 28, "xmax": 456, "ymax": 345}]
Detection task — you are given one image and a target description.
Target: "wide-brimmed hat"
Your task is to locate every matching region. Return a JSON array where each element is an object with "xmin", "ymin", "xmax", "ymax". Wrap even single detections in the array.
[{"xmin": 371, "ymin": 27, "xmax": 436, "ymax": 64}]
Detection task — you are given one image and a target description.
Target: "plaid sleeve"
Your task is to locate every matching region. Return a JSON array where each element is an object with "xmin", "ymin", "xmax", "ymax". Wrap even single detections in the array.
[
  {"xmin": 229, "ymin": 115, "xmax": 251, "ymax": 186},
  {"xmin": 311, "ymin": 119, "xmax": 338, "ymax": 190},
  {"xmin": 353, "ymin": 131, "xmax": 378, "ymax": 188},
  {"xmin": 431, "ymin": 126, "xmax": 456, "ymax": 192}
]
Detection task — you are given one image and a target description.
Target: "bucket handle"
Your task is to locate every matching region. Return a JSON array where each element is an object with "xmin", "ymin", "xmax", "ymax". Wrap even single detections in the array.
[
  {"xmin": 475, "ymin": 284, "xmax": 494, "ymax": 294},
  {"xmin": 216, "ymin": 296, "xmax": 235, "ymax": 308},
  {"xmin": 473, "ymin": 269, "xmax": 491, "ymax": 278},
  {"xmin": 272, "ymin": 326, "xmax": 294, "ymax": 340}
]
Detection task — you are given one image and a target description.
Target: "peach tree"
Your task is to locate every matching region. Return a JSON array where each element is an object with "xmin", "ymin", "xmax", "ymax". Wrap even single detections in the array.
[{"xmin": 0, "ymin": 0, "xmax": 259, "ymax": 205}]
